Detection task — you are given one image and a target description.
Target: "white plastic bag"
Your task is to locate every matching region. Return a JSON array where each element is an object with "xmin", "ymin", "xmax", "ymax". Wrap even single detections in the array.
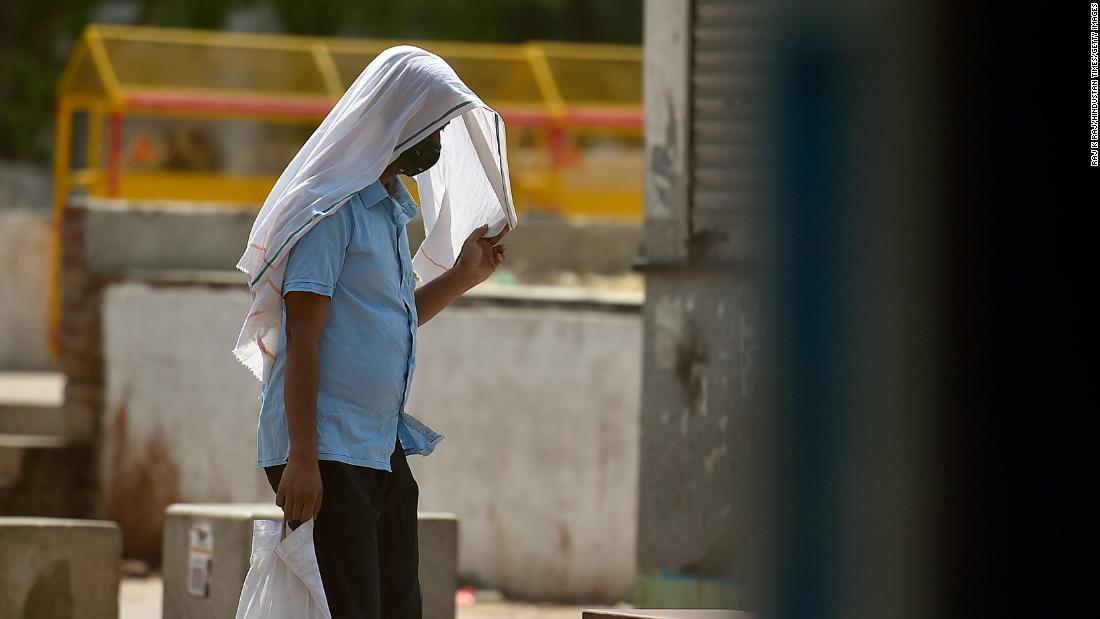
[{"xmin": 235, "ymin": 519, "xmax": 331, "ymax": 619}]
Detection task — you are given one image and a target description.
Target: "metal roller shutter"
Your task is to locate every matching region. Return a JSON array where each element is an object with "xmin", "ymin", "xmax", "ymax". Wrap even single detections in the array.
[{"xmin": 691, "ymin": 0, "xmax": 769, "ymax": 263}]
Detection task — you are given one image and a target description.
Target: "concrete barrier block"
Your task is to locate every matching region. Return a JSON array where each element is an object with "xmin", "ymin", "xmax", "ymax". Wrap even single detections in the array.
[
  {"xmin": 162, "ymin": 503, "xmax": 282, "ymax": 619},
  {"xmin": 418, "ymin": 512, "xmax": 458, "ymax": 619},
  {"xmin": 163, "ymin": 503, "xmax": 458, "ymax": 619},
  {"xmin": 0, "ymin": 517, "xmax": 121, "ymax": 618}
]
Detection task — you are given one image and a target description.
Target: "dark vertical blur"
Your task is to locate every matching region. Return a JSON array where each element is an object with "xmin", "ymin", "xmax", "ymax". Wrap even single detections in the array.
[
  {"xmin": 756, "ymin": 1, "xmax": 1082, "ymax": 619},
  {"xmin": 927, "ymin": 3, "xmax": 1081, "ymax": 616},
  {"xmin": 760, "ymin": 1, "xmax": 1082, "ymax": 617},
  {"xmin": 765, "ymin": 1, "xmax": 941, "ymax": 616}
]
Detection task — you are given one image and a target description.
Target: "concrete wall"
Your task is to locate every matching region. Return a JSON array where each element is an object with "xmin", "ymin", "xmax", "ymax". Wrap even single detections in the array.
[
  {"xmin": 0, "ymin": 162, "xmax": 53, "ymax": 369},
  {"xmin": 0, "ymin": 209, "xmax": 53, "ymax": 369},
  {"xmin": 79, "ymin": 198, "xmax": 641, "ymax": 283},
  {"xmin": 99, "ymin": 284, "xmax": 269, "ymax": 562},
  {"xmin": 634, "ymin": 0, "xmax": 764, "ymax": 608},
  {"xmin": 407, "ymin": 302, "xmax": 642, "ymax": 602},
  {"xmin": 0, "ymin": 162, "xmax": 51, "ymax": 209},
  {"xmin": 100, "ymin": 281, "xmax": 642, "ymax": 601}
]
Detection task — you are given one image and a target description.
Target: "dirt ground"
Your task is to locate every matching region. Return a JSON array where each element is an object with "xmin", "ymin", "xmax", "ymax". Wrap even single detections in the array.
[{"xmin": 120, "ymin": 575, "xmax": 614, "ymax": 618}]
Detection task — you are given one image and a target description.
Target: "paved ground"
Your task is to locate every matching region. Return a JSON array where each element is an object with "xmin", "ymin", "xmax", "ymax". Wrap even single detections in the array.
[
  {"xmin": 120, "ymin": 576, "xmax": 162, "ymax": 619},
  {"xmin": 120, "ymin": 575, "xmax": 612, "ymax": 618}
]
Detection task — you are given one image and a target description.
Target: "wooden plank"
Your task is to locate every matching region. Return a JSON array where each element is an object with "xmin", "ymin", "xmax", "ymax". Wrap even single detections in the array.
[
  {"xmin": 583, "ymin": 610, "xmax": 755, "ymax": 619},
  {"xmin": 0, "ymin": 372, "xmax": 65, "ymax": 407},
  {"xmin": 0, "ymin": 433, "xmax": 70, "ymax": 449}
]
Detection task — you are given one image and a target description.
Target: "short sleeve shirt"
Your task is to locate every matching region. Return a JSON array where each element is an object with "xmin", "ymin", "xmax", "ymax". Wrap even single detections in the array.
[{"xmin": 257, "ymin": 178, "xmax": 442, "ymax": 471}]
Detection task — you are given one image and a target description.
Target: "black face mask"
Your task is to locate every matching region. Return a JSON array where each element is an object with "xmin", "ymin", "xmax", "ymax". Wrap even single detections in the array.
[{"xmin": 392, "ymin": 135, "xmax": 442, "ymax": 176}]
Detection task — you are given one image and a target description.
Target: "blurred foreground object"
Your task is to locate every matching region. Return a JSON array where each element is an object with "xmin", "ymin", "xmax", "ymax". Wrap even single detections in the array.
[
  {"xmin": 638, "ymin": 0, "xmax": 984, "ymax": 616},
  {"xmin": 584, "ymin": 611, "xmax": 753, "ymax": 618}
]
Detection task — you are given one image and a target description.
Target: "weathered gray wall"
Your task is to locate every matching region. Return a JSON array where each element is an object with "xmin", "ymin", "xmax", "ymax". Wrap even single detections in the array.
[
  {"xmin": 0, "ymin": 188, "xmax": 640, "ymax": 367},
  {"xmin": 635, "ymin": 274, "xmax": 759, "ymax": 606},
  {"xmin": 0, "ymin": 162, "xmax": 53, "ymax": 369},
  {"xmin": 0, "ymin": 210, "xmax": 53, "ymax": 370},
  {"xmin": 408, "ymin": 301, "xmax": 642, "ymax": 601},
  {"xmin": 99, "ymin": 283, "xmax": 268, "ymax": 563},
  {"xmin": 0, "ymin": 162, "xmax": 51, "ymax": 210},
  {"xmin": 100, "ymin": 281, "xmax": 642, "ymax": 601},
  {"xmin": 80, "ymin": 199, "xmax": 641, "ymax": 283},
  {"xmin": 634, "ymin": 0, "xmax": 764, "ymax": 608}
]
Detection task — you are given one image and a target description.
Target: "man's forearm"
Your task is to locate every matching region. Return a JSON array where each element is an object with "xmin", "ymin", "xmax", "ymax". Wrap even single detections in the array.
[
  {"xmin": 414, "ymin": 268, "xmax": 476, "ymax": 326},
  {"xmin": 283, "ymin": 339, "xmax": 320, "ymax": 462}
]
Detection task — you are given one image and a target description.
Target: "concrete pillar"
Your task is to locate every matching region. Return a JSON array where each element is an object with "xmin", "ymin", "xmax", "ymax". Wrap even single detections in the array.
[
  {"xmin": 636, "ymin": 0, "xmax": 766, "ymax": 608},
  {"xmin": 0, "ymin": 517, "xmax": 121, "ymax": 618}
]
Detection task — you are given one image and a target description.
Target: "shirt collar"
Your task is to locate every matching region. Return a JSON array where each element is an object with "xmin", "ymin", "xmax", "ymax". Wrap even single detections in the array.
[
  {"xmin": 358, "ymin": 180, "xmax": 389, "ymax": 208},
  {"xmin": 382, "ymin": 177, "xmax": 420, "ymax": 226}
]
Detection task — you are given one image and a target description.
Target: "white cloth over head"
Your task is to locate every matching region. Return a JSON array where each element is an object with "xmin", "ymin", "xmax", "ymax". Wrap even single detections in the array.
[{"xmin": 233, "ymin": 45, "xmax": 517, "ymax": 383}]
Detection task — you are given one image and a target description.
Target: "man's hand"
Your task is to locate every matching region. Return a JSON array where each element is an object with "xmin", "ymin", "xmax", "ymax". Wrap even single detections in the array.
[
  {"xmin": 413, "ymin": 223, "xmax": 510, "ymax": 326},
  {"xmin": 454, "ymin": 223, "xmax": 509, "ymax": 287},
  {"xmin": 276, "ymin": 458, "xmax": 322, "ymax": 524}
]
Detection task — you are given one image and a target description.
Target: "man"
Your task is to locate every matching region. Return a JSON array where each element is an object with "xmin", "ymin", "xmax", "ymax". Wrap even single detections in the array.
[{"xmin": 234, "ymin": 47, "xmax": 516, "ymax": 618}]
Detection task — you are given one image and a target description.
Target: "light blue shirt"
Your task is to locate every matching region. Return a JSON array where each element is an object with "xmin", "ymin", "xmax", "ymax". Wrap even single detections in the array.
[{"xmin": 257, "ymin": 178, "xmax": 443, "ymax": 471}]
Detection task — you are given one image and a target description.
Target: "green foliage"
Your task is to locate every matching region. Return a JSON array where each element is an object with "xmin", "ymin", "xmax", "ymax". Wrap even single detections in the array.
[
  {"xmin": 268, "ymin": 0, "xmax": 642, "ymax": 43},
  {"xmin": 0, "ymin": 0, "xmax": 101, "ymax": 161},
  {"xmin": 0, "ymin": 0, "xmax": 641, "ymax": 163}
]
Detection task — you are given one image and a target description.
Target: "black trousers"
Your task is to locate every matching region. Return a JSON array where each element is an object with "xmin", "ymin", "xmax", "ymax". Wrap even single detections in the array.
[{"xmin": 264, "ymin": 438, "xmax": 422, "ymax": 619}]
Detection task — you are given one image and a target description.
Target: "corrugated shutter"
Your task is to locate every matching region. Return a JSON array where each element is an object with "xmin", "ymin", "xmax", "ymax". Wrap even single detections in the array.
[{"xmin": 691, "ymin": 0, "xmax": 768, "ymax": 262}]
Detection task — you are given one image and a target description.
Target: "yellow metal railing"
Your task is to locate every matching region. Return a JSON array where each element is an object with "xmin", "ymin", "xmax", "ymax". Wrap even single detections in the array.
[{"xmin": 49, "ymin": 24, "xmax": 643, "ymax": 355}]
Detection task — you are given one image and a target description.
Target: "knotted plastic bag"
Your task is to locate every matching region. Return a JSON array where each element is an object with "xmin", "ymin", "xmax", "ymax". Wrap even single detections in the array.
[{"xmin": 235, "ymin": 519, "xmax": 331, "ymax": 619}]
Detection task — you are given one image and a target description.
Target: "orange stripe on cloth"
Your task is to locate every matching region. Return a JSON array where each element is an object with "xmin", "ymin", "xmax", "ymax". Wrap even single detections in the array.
[
  {"xmin": 420, "ymin": 249, "xmax": 451, "ymax": 271},
  {"xmin": 254, "ymin": 337, "xmax": 276, "ymax": 360}
]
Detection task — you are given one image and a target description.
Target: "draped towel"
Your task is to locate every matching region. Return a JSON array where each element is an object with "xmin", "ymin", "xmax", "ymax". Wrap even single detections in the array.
[{"xmin": 233, "ymin": 45, "xmax": 517, "ymax": 383}]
